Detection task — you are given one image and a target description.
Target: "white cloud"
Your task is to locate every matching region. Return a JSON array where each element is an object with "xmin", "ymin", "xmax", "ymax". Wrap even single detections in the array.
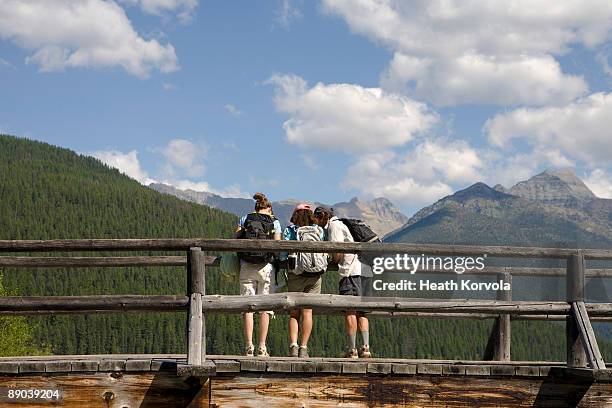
[
  {"xmin": 584, "ymin": 169, "xmax": 612, "ymax": 199},
  {"xmin": 321, "ymin": 0, "xmax": 612, "ymax": 106},
  {"xmin": 343, "ymin": 140, "xmax": 483, "ymax": 205},
  {"xmin": 267, "ymin": 73, "xmax": 437, "ymax": 152},
  {"xmin": 382, "ymin": 52, "xmax": 587, "ymax": 107},
  {"xmin": 169, "ymin": 179, "xmax": 248, "ymax": 198},
  {"xmin": 120, "ymin": 0, "xmax": 198, "ymax": 24},
  {"xmin": 93, "ymin": 150, "xmax": 157, "ymax": 185},
  {"xmin": 0, "ymin": 0, "xmax": 179, "ymax": 78},
  {"xmin": 274, "ymin": 0, "xmax": 301, "ymax": 29},
  {"xmin": 224, "ymin": 103, "xmax": 243, "ymax": 117},
  {"xmin": 162, "ymin": 82, "xmax": 177, "ymax": 91},
  {"xmin": 485, "ymin": 92, "xmax": 612, "ymax": 167},
  {"xmin": 93, "ymin": 146, "xmax": 247, "ymax": 198},
  {"xmin": 160, "ymin": 138, "xmax": 207, "ymax": 178}
]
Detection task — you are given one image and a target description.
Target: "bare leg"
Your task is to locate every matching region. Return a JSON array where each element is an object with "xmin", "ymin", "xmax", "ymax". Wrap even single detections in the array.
[
  {"xmin": 345, "ymin": 312, "xmax": 357, "ymax": 349},
  {"xmin": 300, "ymin": 309, "xmax": 313, "ymax": 347},
  {"xmin": 244, "ymin": 312, "xmax": 254, "ymax": 347},
  {"xmin": 259, "ymin": 312, "xmax": 270, "ymax": 348},
  {"xmin": 358, "ymin": 315, "xmax": 369, "ymax": 332},
  {"xmin": 289, "ymin": 309, "xmax": 300, "ymax": 345}
]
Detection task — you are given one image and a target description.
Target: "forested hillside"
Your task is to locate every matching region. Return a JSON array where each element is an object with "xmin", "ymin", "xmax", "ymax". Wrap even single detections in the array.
[{"xmin": 1, "ymin": 134, "xmax": 611, "ymax": 361}]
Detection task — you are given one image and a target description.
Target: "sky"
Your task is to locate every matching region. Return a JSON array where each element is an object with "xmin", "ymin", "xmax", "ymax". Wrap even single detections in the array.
[{"xmin": 1, "ymin": 0, "xmax": 612, "ymax": 216}]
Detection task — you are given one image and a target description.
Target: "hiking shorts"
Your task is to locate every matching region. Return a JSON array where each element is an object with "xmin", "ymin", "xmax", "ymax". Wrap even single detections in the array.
[
  {"xmin": 287, "ymin": 273, "xmax": 323, "ymax": 294},
  {"xmin": 339, "ymin": 275, "xmax": 362, "ymax": 296},
  {"xmin": 239, "ymin": 261, "xmax": 274, "ymax": 315},
  {"xmin": 360, "ymin": 276, "xmax": 373, "ymax": 297}
]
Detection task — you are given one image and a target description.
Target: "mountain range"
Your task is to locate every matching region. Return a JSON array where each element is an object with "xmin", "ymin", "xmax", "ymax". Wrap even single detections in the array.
[
  {"xmin": 149, "ymin": 183, "xmax": 408, "ymax": 237},
  {"xmin": 386, "ymin": 168, "xmax": 612, "ymax": 250}
]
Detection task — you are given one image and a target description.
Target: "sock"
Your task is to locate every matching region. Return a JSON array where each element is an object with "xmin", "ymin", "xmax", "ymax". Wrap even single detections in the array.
[
  {"xmin": 348, "ymin": 333, "xmax": 356, "ymax": 350},
  {"xmin": 290, "ymin": 342, "xmax": 298, "ymax": 347},
  {"xmin": 361, "ymin": 331, "xmax": 369, "ymax": 347}
]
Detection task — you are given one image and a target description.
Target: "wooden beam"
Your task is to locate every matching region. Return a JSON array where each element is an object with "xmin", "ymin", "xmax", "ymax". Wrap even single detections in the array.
[
  {"xmin": 567, "ymin": 253, "xmax": 588, "ymax": 368},
  {"xmin": 572, "ymin": 301, "xmax": 606, "ymax": 370},
  {"xmin": 0, "ymin": 295, "xmax": 189, "ymax": 314},
  {"xmin": 187, "ymin": 247, "xmax": 205, "ymax": 366},
  {"xmin": 485, "ymin": 272, "xmax": 512, "ymax": 361},
  {"xmin": 3, "ymin": 238, "xmax": 610, "ymax": 259},
  {"xmin": 0, "ymin": 256, "xmax": 188, "ymax": 267}
]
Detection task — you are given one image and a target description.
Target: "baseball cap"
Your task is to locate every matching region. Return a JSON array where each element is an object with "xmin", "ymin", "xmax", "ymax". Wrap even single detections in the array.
[
  {"xmin": 314, "ymin": 205, "xmax": 334, "ymax": 216},
  {"xmin": 294, "ymin": 203, "xmax": 312, "ymax": 211}
]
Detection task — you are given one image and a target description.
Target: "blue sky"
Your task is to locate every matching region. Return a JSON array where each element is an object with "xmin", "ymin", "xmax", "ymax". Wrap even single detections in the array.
[{"xmin": 1, "ymin": 1, "xmax": 612, "ymax": 216}]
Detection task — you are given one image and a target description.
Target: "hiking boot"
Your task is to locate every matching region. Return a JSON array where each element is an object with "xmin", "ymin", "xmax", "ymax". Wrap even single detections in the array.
[
  {"xmin": 289, "ymin": 344, "xmax": 299, "ymax": 357},
  {"xmin": 359, "ymin": 345, "xmax": 372, "ymax": 358},
  {"xmin": 344, "ymin": 348, "xmax": 358, "ymax": 359},
  {"xmin": 257, "ymin": 346, "xmax": 270, "ymax": 357},
  {"xmin": 245, "ymin": 345, "xmax": 254, "ymax": 357},
  {"xmin": 298, "ymin": 346, "xmax": 309, "ymax": 358}
]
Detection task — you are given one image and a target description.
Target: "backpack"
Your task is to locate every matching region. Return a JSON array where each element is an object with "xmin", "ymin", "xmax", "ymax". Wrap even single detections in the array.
[
  {"xmin": 338, "ymin": 218, "xmax": 379, "ymax": 243},
  {"xmin": 238, "ymin": 213, "xmax": 277, "ymax": 264},
  {"xmin": 338, "ymin": 218, "xmax": 382, "ymax": 266},
  {"xmin": 290, "ymin": 225, "xmax": 328, "ymax": 275}
]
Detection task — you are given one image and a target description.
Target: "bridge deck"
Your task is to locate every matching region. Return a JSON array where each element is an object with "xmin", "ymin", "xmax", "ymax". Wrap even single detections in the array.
[
  {"xmin": 2, "ymin": 353, "xmax": 612, "ymax": 381},
  {"xmin": 1, "ymin": 355, "xmax": 612, "ymax": 407},
  {"xmin": 0, "ymin": 353, "xmax": 571, "ymax": 377}
]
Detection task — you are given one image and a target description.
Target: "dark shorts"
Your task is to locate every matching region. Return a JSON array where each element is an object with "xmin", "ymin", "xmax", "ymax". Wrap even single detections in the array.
[
  {"xmin": 339, "ymin": 276, "xmax": 362, "ymax": 296},
  {"xmin": 361, "ymin": 276, "xmax": 373, "ymax": 297}
]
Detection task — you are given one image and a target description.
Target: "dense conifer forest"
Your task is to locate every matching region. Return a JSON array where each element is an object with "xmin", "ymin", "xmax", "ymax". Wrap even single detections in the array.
[{"xmin": 1, "ymin": 134, "xmax": 611, "ymax": 361}]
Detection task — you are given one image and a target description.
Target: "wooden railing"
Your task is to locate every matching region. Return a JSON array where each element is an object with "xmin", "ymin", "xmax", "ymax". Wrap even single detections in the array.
[{"xmin": 1, "ymin": 239, "xmax": 611, "ymax": 373}]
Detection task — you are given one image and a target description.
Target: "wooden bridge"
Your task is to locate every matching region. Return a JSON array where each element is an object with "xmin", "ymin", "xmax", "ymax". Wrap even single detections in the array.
[{"xmin": 0, "ymin": 238, "xmax": 612, "ymax": 407}]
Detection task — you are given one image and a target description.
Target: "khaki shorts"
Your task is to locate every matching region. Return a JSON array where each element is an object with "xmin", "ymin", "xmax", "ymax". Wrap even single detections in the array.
[
  {"xmin": 239, "ymin": 262, "xmax": 274, "ymax": 315},
  {"xmin": 287, "ymin": 273, "xmax": 322, "ymax": 294}
]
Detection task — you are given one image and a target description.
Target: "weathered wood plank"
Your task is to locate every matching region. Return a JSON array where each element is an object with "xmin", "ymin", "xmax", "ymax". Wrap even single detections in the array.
[
  {"xmin": 125, "ymin": 359, "xmax": 151, "ymax": 372},
  {"xmin": 417, "ymin": 364, "xmax": 443, "ymax": 375},
  {"xmin": 266, "ymin": 361, "xmax": 292, "ymax": 373},
  {"xmin": 567, "ymin": 253, "xmax": 588, "ymax": 368},
  {"xmin": 176, "ymin": 361, "xmax": 215, "ymax": 377},
  {"xmin": 0, "ymin": 362, "xmax": 18, "ymax": 373},
  {"xmin": 213, "ymin": 360, "xmax": 240, "ymax": 373},
  {"xmin": 0, "ymin": 256, "xmax": 188, "ymax": 268},
  {"xmin": 211, "ymin": 374, "xmax": 612, "ymax": 407},
  {"xmin": 3, "ymin": 238, "xmax": 609, "ymax": 260},
  {"xmin": 1, "ymin": 293, "xmax": 596, "ymax": 317},
  {"xmin": 240, "ymin": 360, "xmax": 266, "ymax": 372},
  {"xmin": 367, "ymin": 362, "xmax": 392, "ymax": 374},
  {"xmin": 98, "ymin": 359, "xmax": 126, "ymax": 372},
  {"xmin": 573, "ymin": 301, "xmax": 606, "ymax": 370},
  {"xmin": 18, "ymin": 362, "xmax": 46, "ymax": 373},
  {"xmin": 71, "ymin": 360, "xmax": 99, "ymax": 372},
  {"xmin": 342, "ymin": 362, "xmax": 368, "ymax": 374},
  {"xmin": 391, "ymin": 364, "xmax": 417, "ymax": 375},
  {"xmin": 45, "ymin": 360, "xmax": 72, "ymax": 372},
  {"xmin": 186, "ymin": 293, "xmax": 203, "ymax": 366},
  {"xmin": 0, "ymin": 372, "xmax": 209, "ymax": 407}
]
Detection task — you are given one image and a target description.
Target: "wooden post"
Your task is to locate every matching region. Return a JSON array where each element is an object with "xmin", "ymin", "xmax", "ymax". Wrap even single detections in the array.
[
  {"xmin": 187, "ymin": 247, "xmax": 206, "ymax": 365},
  {"xmin": 494, "ymin": 272, "xmax": 512, "ymax": 361},
  {"xmin": 567, "ymin": 252, "xmax": 587, "ymax": 368},
  {"xmin": 485, "ymin": 272, "xmax": 512, "ymax": 361}
]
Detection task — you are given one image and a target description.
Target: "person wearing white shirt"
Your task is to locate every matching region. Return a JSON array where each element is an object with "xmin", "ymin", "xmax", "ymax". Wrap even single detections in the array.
[{"xmin": 314, "ymin": 206, "xmax": 371, "ymax": 358}]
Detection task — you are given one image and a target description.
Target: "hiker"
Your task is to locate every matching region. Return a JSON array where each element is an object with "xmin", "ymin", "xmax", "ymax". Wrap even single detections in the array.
[
  {"xmin": 282, "ymin": 203, "xmax": 327, "ymax": 358},
  {"xmin": 314, "ymin": 206, "xmax": 371, "ymax": 359},
  {"xmin": 235, "ymin": 192, "xmax": 282, "ymax": 357}
]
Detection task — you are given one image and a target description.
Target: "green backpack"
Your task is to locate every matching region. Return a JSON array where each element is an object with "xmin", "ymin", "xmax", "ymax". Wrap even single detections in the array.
[{"xmin": 220, "ymin": 252, "xmax": 241, "ymax": 276}]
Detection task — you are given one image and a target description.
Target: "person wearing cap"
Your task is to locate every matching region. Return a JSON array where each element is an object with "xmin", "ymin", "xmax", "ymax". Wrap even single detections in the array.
[
  {"xmin": 314, "ymin": 206, "xmax": 371, "ymax": 359},
  {"xmin": 282, "ymin": 203, "xmax": 324, "ymax": 358}
]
